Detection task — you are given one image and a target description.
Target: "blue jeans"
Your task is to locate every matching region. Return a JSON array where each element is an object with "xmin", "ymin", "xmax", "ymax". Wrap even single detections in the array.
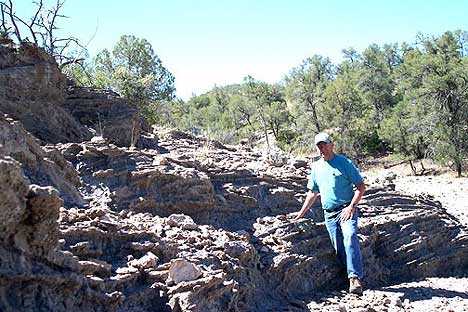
[{"xmin": 324, "ymin": 208, "xmax": 363, "ymax": 279}]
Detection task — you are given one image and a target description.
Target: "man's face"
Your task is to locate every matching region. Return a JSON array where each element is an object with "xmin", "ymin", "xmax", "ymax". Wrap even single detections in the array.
[{"xmin": 316, "ymin": 141, "xmax": 334, "ymax": 160}]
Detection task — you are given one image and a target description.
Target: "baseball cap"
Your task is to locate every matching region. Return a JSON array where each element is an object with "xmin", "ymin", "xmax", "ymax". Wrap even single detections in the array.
[{"xmin": 314, "ymin": 132, "xmax": 333, "ymax": 145}]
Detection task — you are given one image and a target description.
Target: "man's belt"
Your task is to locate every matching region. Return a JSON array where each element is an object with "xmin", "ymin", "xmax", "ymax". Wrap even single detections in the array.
[{"xmin": 325, "ymin": 202, "xmax": 351, "ymax": 212}]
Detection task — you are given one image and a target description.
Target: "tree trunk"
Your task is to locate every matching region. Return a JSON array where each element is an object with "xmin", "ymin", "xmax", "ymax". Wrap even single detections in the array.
[
  {"xmin": 456, "ymin": 161, "xmax": 462, "ymax": 178},
  {"xmin": 409, "ymin": 160, "xmax": 417, "ymax": 175}
]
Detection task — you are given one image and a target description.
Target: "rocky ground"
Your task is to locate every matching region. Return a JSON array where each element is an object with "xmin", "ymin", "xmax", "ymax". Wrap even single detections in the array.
[
  {"xmin": 303, "ymin": 188, "xmax": 468, "ymax": 311},
  {"xmin": 394, "ymin": 174, "xmax": 468, "ymax": 228},
  {"xmin": 313, "ymin": 161, "xmax": 468, "ymax": 312},
  {"xmin": 304, "ymin": 277, "xmax": 468, "ymax": 312},
  {"xmin": 363, "ymin": 157, "xmax": 468, "ymax": 227}
]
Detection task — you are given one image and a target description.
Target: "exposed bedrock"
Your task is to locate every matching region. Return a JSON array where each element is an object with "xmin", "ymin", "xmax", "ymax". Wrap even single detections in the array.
[
  {"xmin": 0, "ymin": 157, "xmax": 86, "ymax": 311},
  {"xmin": 0, "ymin": 42, "xmax": 146, "ymax": 147},
  {"xmin": 1, "ymin": 118, "xmax": 467, "ymax": 311},
  {"xmin": 52, "ymin": 132, "xmax": 468, "ymax": 311},
  {"xmin": 0, "ymin": 42, "xmax": 91, "ymax": 143},
  {"xmin": 64, "ymin": 86, "xmax": 143, "ymax": 147},
  {"xmin": 0, "ymin": 114, "xmax": 84, "ymax": 206}
]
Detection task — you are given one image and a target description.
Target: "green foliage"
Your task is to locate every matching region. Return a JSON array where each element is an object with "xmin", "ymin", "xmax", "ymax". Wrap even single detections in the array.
[
  {"xmin": 320, "ymin": 64, "xmax": 374, "ymax": 157},
  {"xmin": 62, "ymin": 51, "xmax": 94, "ymax": 86},
  {"xmin": 4, "ymin": 2, "xmax": 466, "ymax": 174},
  {"xmin": 242, "ymin": 76, "xmax": 290, "ymax": 148},
  {"xmin": 389, "ymin": 30, "xmax": 468, "ymax": 176},
  {"xmin": 358, "ymin": 43, "xmax": 400, "ymax": 124},
  {"xmin": 93, "ymin": 35, "xmax": 175, "ymax": 117},
  {"xmin": 58, "ymin": 27, "xmax": 468, "ymax": 176},
  {"xmin": 155, "ymin": 30, "xmax": 466, "ymax": 177},
  {"xmin": 284, "ymin": 55, "xmax": 333, "ymax": 139},
  {"xmin": 379, "ymin": 99, "xmax": 429, "ymax": 160},
  {"xmin": 161, "ymin": 77, "xmax": 293, "ymax": 147},
  {"xmin": 166, "ymin": 85, "xmax": 246, "ymax": 143}
]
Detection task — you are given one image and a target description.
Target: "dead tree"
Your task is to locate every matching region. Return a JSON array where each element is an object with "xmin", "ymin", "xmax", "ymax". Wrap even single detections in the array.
[{"xmin": 0, "ymin": 0, "xmax": 86, "ymax": 67}]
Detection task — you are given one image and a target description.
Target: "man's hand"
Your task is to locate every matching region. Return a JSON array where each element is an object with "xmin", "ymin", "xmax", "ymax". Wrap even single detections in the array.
[
  {"xmin": 341, "ymin": 204, "xmax": 355, "ymax": 222},
  {"xmin": 295, "ymin": 191, "xmax": 319, "ymax": 221},
  {"xmin": 293, "ymin": 212, "xmax": 303, "ymax": 220}
]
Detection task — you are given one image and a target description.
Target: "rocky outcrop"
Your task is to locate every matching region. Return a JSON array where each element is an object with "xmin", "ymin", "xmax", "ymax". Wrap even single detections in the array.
[
  {"xmin": 50, "ymin": 129, "xmax": 468, "ymax": 311},
  {"xmin": 64, "ymin": 86, "xmax": 142, "ymax": 147},
  {"xmin": 0, "ymin": 156, "xmax": 84, "ymax": 311},
  {"xmin": 59, "ymin": 209, "xmax": 259, "ymax": 312},
  {"xmin": 254, "ymin": 189, "xmax": 468, "ymax": 301},
  {"xmin": 0, "ymin": 42, "xmax": 144, "ymax": 147},
  {"xmin": 0, "ymin": 114, "xmax": 84, "ymax": 206},
  {"xmin": 1, "ymin": 125, "xmax": 467, "ymax": 311},
  {"xmin": 0, "ymin": 42, "xmax": 92, "ymax": 143},
  {"xmin": 56, "ymin": 129, "xmax": 315, "ymax": 232}
]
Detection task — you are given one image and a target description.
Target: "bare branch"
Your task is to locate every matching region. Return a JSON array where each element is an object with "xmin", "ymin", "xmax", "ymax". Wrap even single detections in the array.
[
  {"xmin": 53, "ymin": 37, "xmax": 81, "ymax": 43},
  {"xmin": 0, "ymin": 0, "xmax": 45, "ymax": 44},
  {"xmin": 0, "ymin": 0, "xmax": 89, "ymax": 67},
  {"xmin": 60, "ymin": 57, "xmax": 84, "ymax": 67},
  {"xmin": 27, "ymin": 0, "xmax": 43, "ymax": 43},
  {"xmin": 31, "ymin": 1, "xmax": 43, "ymax": 24},
  {"xmin": 0, "ymin": 3, "xmax": 10, "ymax": 36},
  {"xmin": 38, "ymin": 0, "xmax": 68, "ymax": 55},
  {"xmin": 5, "ymin": 0, "xmax": 21, "ymax": 42}
]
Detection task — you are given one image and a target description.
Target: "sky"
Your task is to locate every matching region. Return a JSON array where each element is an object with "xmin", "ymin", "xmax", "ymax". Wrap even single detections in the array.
[{"xmin": 14, "ymin": 0, "xmax": 468, "ymax": 100}]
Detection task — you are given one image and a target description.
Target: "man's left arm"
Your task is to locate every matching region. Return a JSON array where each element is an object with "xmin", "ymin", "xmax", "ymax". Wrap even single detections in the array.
[{"xmin": 342, "ymin": 181, "xmax": 366, "ymax": 221}]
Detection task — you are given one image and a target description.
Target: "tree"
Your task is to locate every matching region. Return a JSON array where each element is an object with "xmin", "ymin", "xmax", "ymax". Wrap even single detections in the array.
[
  {"xmin": 422, "ymin": 32, "xmax": 468, "ymax": 176},
  {"xmin": 322, "ymin": 63, "xmax": 373, "ymax": 157},
  {"xmin": 168, "ymin": 85, "xmax": 249, "ymax": 143},
  {"xmin": 93, "ymin": 35, "xmax": 175, "ymax": 116},
  {"xmin": 61, "ymin": 50, "xmax": 94, "ymax": 86},
  {"xmin": 359, "ymin": 43, "xmax": 400, "ymax": 125},
  {"xmin": 284, "ymin": 55, "xmax": 333, "ymax": 135},
  {"xmin": 392, "ymin": 31, "xmax": 468, "ymax": 176},
  {"xmin": 243, "ymin": 76, "xmax": 290, "ymax": 150},
  {"xmin": 379, "ymin": 99, "xmax": 432, "ymax": 174}
]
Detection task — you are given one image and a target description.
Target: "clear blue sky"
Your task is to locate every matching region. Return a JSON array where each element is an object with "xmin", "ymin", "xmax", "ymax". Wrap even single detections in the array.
[{"xmin": 15, "ymin": 0, "xmax": 468, "ymax": 100}]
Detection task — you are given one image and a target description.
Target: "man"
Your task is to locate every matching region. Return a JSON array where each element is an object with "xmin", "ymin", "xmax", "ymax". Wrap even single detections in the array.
[{"xmin": 295, "ymin": 132, "xmax": 366, "ymax": 295}]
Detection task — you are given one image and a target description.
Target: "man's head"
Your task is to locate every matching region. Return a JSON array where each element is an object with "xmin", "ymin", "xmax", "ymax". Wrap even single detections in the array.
[
  {"xmin": 314, "ymin": 132, "xmax": 334, "ymax": 161},
  {"xmin": 314, "ymin": 132, "xmax": 332, "ymax": 145}
]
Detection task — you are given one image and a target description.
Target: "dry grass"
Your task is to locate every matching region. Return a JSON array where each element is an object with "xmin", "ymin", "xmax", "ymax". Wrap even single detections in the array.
[{"xmin": 360, "ymin": 155, "xmax": 454, "ymax": 177}]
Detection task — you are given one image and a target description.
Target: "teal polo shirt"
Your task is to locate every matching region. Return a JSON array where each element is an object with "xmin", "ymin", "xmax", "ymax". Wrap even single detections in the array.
[{"xmin": 307, "ymin": 154, "xmax": 363, "ymax": 211}]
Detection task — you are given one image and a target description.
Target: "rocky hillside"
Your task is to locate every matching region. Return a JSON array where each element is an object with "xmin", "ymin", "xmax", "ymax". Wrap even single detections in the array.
[{"xmin": 0, "ymin": 42, "xmax": 467, "ymax": 312}]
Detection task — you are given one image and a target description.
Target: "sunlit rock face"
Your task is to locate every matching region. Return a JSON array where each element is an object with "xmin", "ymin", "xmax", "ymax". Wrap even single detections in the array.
[
  {"xmin": 0, "ymin": 42, "xmax": 143, "ymax": 147},
  {"xmin": 0, "ymin": 43, "xmax": 467, "ymax": 312},
  {"xmin": 0, "ymin": 42, "xmax": 92, "ymax": 143}
]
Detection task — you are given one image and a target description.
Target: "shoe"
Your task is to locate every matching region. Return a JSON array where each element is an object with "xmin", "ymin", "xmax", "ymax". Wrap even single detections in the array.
[{"xmin": 349, "ymin": 277, "xmax": 363, "ymax": 295}]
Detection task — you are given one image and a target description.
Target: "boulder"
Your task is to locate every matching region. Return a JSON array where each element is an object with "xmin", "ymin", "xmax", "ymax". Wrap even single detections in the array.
[{"xmin": 168, "ymin": 259, "xmax": 203, "ymax": 284}]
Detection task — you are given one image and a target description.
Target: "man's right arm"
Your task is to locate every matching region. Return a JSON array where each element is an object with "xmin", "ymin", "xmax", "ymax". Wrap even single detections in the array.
[{"xmin": 294, "ymin": 190, "xmax": 319, "ymax": 220}]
